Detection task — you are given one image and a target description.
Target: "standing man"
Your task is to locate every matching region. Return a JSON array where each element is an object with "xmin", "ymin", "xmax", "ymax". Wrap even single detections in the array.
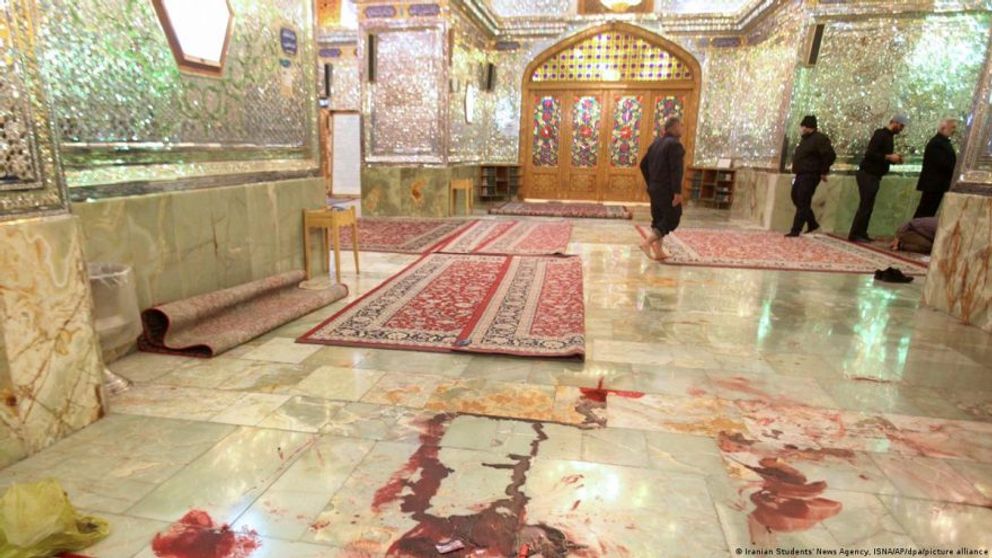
[
  {"xmin": 639, "ymin": 116, "xmax": 685, "ymax": 261},
  {"xmin": 849, "ymin": 114, "xmax": 909, "ymax": 242},
  {"xmin": 787, "ymin": 115, "xmax": 836, "ymax": 237},
  {"xmin": 913, "ymin": 118, "xmax": 958, "ymax": 218}
]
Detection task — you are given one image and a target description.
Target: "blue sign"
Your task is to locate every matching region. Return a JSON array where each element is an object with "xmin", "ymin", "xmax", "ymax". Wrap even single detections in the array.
[
  {"xmin": 319, "ymin": 47, "xmax": 342, "ymax": 58},
  {"xmin": 280, "ymin": 27, "xmax": 298, "ymax": 55},
  {"xmin": 365, "ymin": 5, "xmax": 397, "ymax": 18},
  {"xmin": 408, "ymin": 3, "xmax": 441, "ymax": 16}
]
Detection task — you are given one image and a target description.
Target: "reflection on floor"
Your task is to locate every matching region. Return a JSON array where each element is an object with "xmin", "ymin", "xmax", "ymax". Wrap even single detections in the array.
[{"xmin": 3, "ymin": 208, "xmax": 992, "ymax": 557}]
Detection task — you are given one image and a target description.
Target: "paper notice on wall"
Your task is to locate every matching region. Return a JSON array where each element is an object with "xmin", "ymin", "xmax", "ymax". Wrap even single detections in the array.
[{"xmin": 280, "ymin": 67, "xmax": 295, "ymax": 98}]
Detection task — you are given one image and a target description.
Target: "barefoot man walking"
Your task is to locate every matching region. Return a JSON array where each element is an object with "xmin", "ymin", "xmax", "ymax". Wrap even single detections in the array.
[{"xmin": 639, "ymin": 117, "xmax": 685, "ymax": 260}]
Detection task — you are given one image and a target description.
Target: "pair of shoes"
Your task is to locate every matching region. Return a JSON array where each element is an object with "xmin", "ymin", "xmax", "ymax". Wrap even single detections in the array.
[
  {"xmin": 874, "ymin": 267, "xmax": 914, "ymax": 283},
  {"xmin": 849, "ymin": 235, "xmax": 874, "ymax": 243},
  {"xmin": 784, "ymin": 231, "xmax": 801, "ymax": 238}
]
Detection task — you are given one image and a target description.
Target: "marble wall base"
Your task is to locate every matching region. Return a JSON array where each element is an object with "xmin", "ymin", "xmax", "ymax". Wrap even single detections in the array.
[
  {"xmin": 924, "ymin": 192, "xmax": 992, "ymax": 333},
  {"xmin": 72, "ymin": 178, "xmax": 328, "ymax": 311},
  {"xmin": 732, "ymin": 171, "xmax": 922, "ymax": 237},
  {"xmin": 361, "ymin": 165, "xmax": 480, "ymax": 218},
  {"xmin": 0, "ymin": 214, "xmax": 105, "ymax": 469}
]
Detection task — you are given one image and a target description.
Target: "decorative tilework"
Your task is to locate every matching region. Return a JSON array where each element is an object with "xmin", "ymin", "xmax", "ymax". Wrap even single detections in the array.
[{"xmin": 532, "ymin": 32, "xmax": 692, "ymax": 82}]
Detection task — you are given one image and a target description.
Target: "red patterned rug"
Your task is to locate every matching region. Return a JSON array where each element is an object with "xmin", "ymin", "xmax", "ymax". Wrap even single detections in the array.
[
  {"xmin": 635, "ymin": 226, "xmax": 930, "ymax": 275},
  {"xmin": 340, "ymin": 218, "xmax": 476, "ymax": 254},
  {"xmin": 297, "ymin": 253, "xmax": 585, "ymax": 358},
  {"xmin": 440, "ymin": 220, "xmax": 572, "ymax": 255},
  {"xmin": 490, "ymin": 201, "xmax": 632, "ymax": 220}
]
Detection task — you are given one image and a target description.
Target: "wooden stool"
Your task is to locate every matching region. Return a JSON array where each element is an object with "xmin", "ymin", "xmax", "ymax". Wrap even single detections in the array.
[
  {"xmin": 450, "ymin": 178, "xmax": 474, "ymax": 216},
  {"xmin": 303, "ymin": 206, "xmax": 359, "ymax": 284}
]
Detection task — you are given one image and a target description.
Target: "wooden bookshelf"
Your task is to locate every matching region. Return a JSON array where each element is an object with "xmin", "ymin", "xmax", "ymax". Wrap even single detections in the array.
[
  {"xmin": 480, "ymin": 165, "xmax": 520, "ymax": 202},
  {"xmin": 686, "ymin": 166, "xmax": 736, "ymax": 209}
]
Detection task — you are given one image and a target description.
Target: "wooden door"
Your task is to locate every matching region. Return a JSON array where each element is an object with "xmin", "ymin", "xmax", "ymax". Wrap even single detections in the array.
[
  {"xmin": 561, "ymin": 91, "xmax": 606, "ymax": 200},
  {"xmin": 524, "ymin": 92, "xmax": 566, "ymax": 200},
  {"xmin": 601, "ymin": 91, "xmax": 650, "ymax": 203}
]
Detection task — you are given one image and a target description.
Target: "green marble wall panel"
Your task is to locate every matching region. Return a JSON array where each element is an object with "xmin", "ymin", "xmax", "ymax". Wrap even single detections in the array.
[
  {"xmin": 924, "ymin": 192, "xmax": 992, "ymax": 332},
  {"xmin": 0, "ymin": 214, "xmax": 104, "ymax": 468},
  {"xmin": 740, "ymin": 173, "xmax": 922, "ymax": 237},
  {"xmin": 787, "ymin": 13, "xmax": 991, "ymax": 169},
  {"xmin": 37, "ymin": 0, "xmax": 319, "ymax": 183},
  {"xmin": 361, "ymin": 165, "xmax": 480, "ymax": 217},
  {"xmin": 361, "ymin": 166, "xmax": 404, "ymax": 217},
  {"xmin": 73, "ymin": 178, "xmax": 326, "ymax": 309}
]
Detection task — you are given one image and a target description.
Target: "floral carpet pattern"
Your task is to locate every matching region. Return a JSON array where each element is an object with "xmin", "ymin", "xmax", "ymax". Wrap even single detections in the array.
[
  {"xmin": 340, "ymin": 218, "xmax": 476, "ymax": 254},
  {"xmin": 490, "ymin": 201, "xmax": 632, "ymax": 220},
  {"xmin": 297, "ymin": 253, "xmax": 585, "ymax": 357},
  {"xmin": 440, "ymin": 220, "xmax": 572, "ymax": 255},
  {"xmin": 636, "ymin": 226, "xmax": 930, "ymax": 275}
]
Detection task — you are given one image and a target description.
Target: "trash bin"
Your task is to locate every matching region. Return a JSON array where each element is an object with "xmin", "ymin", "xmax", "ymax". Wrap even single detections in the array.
[{"xmin": 87, "ymin": 263, "xmax": 141, "ymax": 396}]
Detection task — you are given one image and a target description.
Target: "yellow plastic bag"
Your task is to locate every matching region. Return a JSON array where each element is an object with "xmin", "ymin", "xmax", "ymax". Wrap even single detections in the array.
[{"xmin": 0, "ymin": 480, "xmax": 109, "ymax": 558}]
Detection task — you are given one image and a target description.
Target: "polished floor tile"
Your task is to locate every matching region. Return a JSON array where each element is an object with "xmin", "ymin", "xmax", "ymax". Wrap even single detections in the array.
[{"xmin": 6, "ymin": 210, "xmax": 992, "ymax": 556}]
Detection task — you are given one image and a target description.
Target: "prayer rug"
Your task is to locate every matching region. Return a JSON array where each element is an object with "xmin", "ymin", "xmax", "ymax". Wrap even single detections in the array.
[
  {"xmin": 635, "ymin": 226, "xmax": 930, "ymax": 275},
  {"xmin": 489, "ymin": 201, "xmax": 632, "ymax": 220},
  {"xmin": 139, "ymin": 271, "xmax": 348, "ymax": 358},
  {"xmin": 340, "ymin": 218, "xmax": 476, "ymax": 254},
  {"xmin": 440, "ymin": 220, "xmax": 572, "ymax": 255},
  {"xmin": 297, "ymin": 253, "xmax": 585, "ymax": 358}
]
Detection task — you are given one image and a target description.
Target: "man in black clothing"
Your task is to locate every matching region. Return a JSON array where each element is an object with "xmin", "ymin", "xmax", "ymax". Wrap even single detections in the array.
[
  {"xmin": 913, "ymin": 118, "xmax": 958, "ymax": 218},
  {"xmin": 638, "ymin": 116, "xmax": 685, "ymax": 261},
  {"xmin": 787, "ymin": 115, "xmax": 836, "ymax": 237},
  {"xmin": 849, "ymin": 114, "xmax": 908, "ymax": 242}
]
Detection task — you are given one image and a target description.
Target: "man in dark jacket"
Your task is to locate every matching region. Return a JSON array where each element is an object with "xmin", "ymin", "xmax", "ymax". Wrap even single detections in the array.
[
  {"xmin": 848, "ymin": 114, "xmax": 908, "ymax": 242},
  {"xmin": 638, "ymin": 116, "xmax": 685, "ymax": 261},
  {"xmin": 787, "ymin": 115, "xmax": 836, "ymax": 237},
  {"xmin": 912, "ymin": 119, "xmax": 958, "ymax": 218}
]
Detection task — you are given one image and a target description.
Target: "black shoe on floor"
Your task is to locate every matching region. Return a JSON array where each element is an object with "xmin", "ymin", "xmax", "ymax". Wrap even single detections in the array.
[
  {"xmin": 785, "ymin": 231, "xmax": 801, "ymax": 238},
  {"xmin": 849, "ymin": 235, "xmax": 873, "ymax": 243},
  {"xmin": 806, "ymin": 225, "xmax": 820, "ymax": 234},
  {"xmin": 874, "ymin": 267, "xmax": 914, "ymax": 283}
]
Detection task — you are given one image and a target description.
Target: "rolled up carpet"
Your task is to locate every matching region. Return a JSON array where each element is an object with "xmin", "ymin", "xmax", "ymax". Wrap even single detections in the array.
[{"xmin": 138, "ymin": 270, "xmax": 348, "ymax": 358}]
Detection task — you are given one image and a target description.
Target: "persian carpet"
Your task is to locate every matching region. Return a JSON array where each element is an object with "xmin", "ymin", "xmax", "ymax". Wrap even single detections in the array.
[
  {"xmin": 439, "ymin": 220, "xmax": 572, "ymax": 255},
  {"xmin": 139, "ymin": 271, "xmax": 348, "ymax": 358},
  {"xmin": 635, "ymin": 226, "xmax": 930, "ymax": 275},
  {"xmin": 340, "ymin": 217, "xmax": 476, "ymax": 254},
  {"xmin": 489, "ymin": 201, "xmax": 632, "ymax": 220},
  {"xmin": 297, "ymin": 253, "xmax": 585, "ymax": 358}
]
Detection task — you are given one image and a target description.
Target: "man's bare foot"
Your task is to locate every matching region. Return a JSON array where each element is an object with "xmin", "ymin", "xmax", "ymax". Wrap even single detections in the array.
[{"xmin": 638, "ymin": 242, "xmax": 655, "ymax": 259}]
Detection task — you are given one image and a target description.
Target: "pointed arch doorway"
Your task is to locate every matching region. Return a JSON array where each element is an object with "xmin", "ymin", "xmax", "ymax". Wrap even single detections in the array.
[{"xmin": 519, "ymin": 23, "xmax": 701, "ymax": 203}]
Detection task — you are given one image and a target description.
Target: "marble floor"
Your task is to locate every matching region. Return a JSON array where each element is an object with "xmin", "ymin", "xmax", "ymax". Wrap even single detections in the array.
[{"xmin": 4, "ymin": 207, "xmax": 992, "ymax": 557}]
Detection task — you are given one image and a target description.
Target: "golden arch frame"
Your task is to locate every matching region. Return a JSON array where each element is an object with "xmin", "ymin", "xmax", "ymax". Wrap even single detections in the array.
[{"xmin": 518, "ymin": 22, "xmax": 702, "ymax": 201}]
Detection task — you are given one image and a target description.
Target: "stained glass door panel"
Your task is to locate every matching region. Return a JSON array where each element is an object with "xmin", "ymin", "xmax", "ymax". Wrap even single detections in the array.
[
  {"xmin": 651, "ymin": 91, "xmax": 693, "ymax": 196},
  {"xmin": 653, "ymin": 94, "xmax": 685, "ymax": 138},
  {"xmin": 563, "ymin": 93, "xmax": 604, "ymax": 200},
  {"xmin": 526, "ymin": 93, "xmax": 564, "ymax": 199},
  {"xmin": 603, "ymin": 93, "xmax": 649, "ymax": 202}
]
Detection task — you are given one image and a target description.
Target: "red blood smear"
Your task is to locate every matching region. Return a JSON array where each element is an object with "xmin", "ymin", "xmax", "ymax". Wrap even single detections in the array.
[
  {"xmin": 579, "ymin": 378, "xmax": 644, "ymax": 403},
  {"xmin": 151, "ymin": 510, "xmax": 260, "ymax": 558},
  {"xmin": 746, "ymin": 457, "xmax": 842, "ymax": 536},
  {"xmin": 373, "ymin": 413, "xmax": 587, "ymax": 557}
]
